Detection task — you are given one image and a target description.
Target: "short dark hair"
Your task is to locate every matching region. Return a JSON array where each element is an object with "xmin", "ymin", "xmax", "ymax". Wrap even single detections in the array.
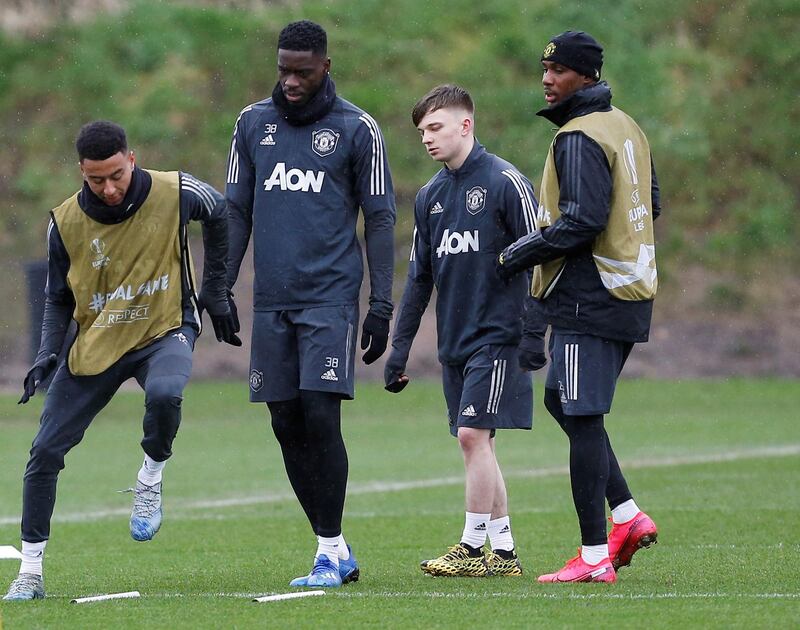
[
  {"xmin": 412, "ymin": 84, "xmax": 474, "ymax": 127},
  {"xmin": 76, "ymin": 121, "xmax": 128, "ymax": 161},
  {"xmin": 278, "ymin": 20, "xmax": 327, "ymax": 55}
]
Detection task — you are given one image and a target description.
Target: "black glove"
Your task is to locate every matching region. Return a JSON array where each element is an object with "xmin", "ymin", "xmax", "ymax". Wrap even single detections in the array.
[
  {"xmin": 495, "ymin": 251, "xmax": 515, "ymax": 283},
  {"xmin": 518, "ymin": 334, "xmax": 547, "ymax": 371},
  {"xmin": 360, "ymin": 312, "xmax": 390, "ymax": 365},
  {"xmin": 200, "ymin": 291, "xmax": 242, "ymax": 347},
  {"xmin": 19, "ymin": 353, "xmax": 58, "ymax": 404},
  {"xmin": 227, "ymin": 292, "xmax": 240, "ymax": 332},
  {"xmin": 383, "ymin": 352, "xmax": 409, "ymax": 393}
]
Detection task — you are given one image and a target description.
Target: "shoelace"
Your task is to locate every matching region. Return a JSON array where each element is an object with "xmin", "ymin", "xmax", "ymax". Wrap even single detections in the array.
[
  {"xmin": 311, "ymin": 556, "xmax": 338, "ymax": 577},
  {"xmin": 442, "ymin": 545, "xmax": 469, "ymax": 560},
  {"xmin": 120, "ymin": 483, "xmax": 161, "ymax": 518},
  {"xmin": 8, "ymin": 574, "xmax": 41, "ymax": 595}
]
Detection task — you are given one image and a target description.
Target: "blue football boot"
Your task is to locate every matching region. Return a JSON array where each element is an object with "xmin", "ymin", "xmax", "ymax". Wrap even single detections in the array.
[
  {"xmin": 290, "ymin": 554, "xmax": 342, "ymax": 588},
  {"xmin": 129, "ymin": 480, "xmax": 162, "ymax": 542},
  {"xmin": 339, "ymin": 544, "xmax": 360, "ymax": 584},
  {"xmin": 3, "ymin": 573, "xmax": 45, "ymax": 601}
]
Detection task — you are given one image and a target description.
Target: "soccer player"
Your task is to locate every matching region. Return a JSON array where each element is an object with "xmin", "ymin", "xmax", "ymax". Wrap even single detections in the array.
[
  {"xmin": 3, "ymin": 121, "xmax": 238, "ymax": 601},
  {"xmin": 384, "ymin": 84, "xmax": 545, "ymax": 577},
  {"xmin": 224, "ymin": 20, "xmax": 395, "ymax": 588},
  {"xmin": 497, "ymin": 31, "xmax": 661, "ymax": 583}
]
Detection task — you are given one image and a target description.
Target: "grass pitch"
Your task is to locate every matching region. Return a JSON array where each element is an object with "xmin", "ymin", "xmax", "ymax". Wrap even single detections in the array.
[{"xmin": 0, "ymin": 379, "xmax": 798, "ymax": 628}]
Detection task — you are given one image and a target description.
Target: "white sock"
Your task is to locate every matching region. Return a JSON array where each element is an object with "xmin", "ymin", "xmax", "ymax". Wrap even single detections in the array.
[
  {"xmin": 488, "ymin": 516, "xmax": 515, "ymax": 552},
  {"xmin": 337, "ymin": 534, "xmax": 350, "ymax": 560},
  {"xmin": 460, "ymin": 512, "xmax": 491, "ymax": 549},
  {"xmin": 20, "ymin": 540, "xmax": 46, "ymax": 576},
  {"xmin": 137, "ymin": 454, "xmax": 166, "ymax": 486},
  {"xmin": 581, "ymin": 544, "xmax": 609, "ymax": 565},
  {"xmin": 611, "ymin": 499, "xmax": 640, "ymax": 524},
  {"xmin": 315, "ymin": 536, "xmax": 340, "ymax": 567}
]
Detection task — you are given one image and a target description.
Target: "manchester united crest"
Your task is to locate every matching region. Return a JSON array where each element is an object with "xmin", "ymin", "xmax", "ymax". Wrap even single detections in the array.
[
  {"xmin": 312, "ymin": 128, "xmax": 339, "ymax": 157},
  {"xmin": 466, "ymin": 186, "xmax": 487, "ymax": 215},
  {"xmin": 249, "ymin": 369, "xmax": 264, "ymax": 392}
]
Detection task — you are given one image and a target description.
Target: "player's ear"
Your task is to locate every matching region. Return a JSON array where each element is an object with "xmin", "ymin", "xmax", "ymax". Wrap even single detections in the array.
[{"xmin": 461, "ymin": 116, "xmax": 473, "ymax": 136}]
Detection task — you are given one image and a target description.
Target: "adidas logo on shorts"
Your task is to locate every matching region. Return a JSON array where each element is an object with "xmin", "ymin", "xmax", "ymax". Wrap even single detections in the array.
[
  {"xmin": 461, "ymin": 404, "xmax": 477, "ymax": 417},
  {"xmin": 321, "ymin": 369, "xmax": 339, "ymax": 382}
]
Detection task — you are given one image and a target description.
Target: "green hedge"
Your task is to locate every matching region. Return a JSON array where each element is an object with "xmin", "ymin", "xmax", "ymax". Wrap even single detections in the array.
[{"xmin": 0, "ymin": 0, "xmax": 796, "ymax": 307}]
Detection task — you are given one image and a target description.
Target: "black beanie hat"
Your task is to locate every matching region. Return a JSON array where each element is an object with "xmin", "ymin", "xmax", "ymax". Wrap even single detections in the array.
[{"xmin": 541, "ymin": 31, "xmax": 603, "ymax": 80}]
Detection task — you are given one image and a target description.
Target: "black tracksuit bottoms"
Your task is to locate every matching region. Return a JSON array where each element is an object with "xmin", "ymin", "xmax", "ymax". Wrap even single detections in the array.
[{"xmin": 20, "ymin": 325, "xmax": 196, "ymax": 543}]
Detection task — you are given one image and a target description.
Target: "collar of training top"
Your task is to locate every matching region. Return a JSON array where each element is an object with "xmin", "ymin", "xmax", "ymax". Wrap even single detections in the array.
[
  {"xmin": 536, "ymin": 81, "xmax": 612, "ymax": 128},
  {"xmin": 272, "ymin": 73, "xmax": 337, "ymax": 127},
  {"xmin": 78, "ymin": 166, "xmax": 153, "ymax": 225}
]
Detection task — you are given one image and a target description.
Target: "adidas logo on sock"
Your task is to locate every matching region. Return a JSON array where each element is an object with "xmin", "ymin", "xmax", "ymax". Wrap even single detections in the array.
[
  {"xmin": 475, "ymin": 522, "xmax": 487, "ymax": 531},
  {"xmin": 461, "ymin": 404, "xmax": 477, "ymax": 417},
  {"xmin": 430, "ymin": 201, "xmax": 444, "ymax": 214},
  {"xmin": 321, "ymin": 369, "xmax": 339, "ymax": 381},
  {"xmin": 499, "ymin": 525, "xmax": 510, "ymax": 534}
]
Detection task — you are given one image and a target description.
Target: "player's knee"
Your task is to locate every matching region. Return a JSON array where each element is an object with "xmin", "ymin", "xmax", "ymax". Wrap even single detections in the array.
[
  {"xmin": 271, "ymin": 415, "xmax": 301, "ymax": 446},
  {"xmin": 145, "ymin": 379, "xmax": 183, "ymax": 415},
  {"xmin": 561, "ymin": 413, "xmax": 605, "ymax": 442},
  {"xmin": 300, "ymin": 391, "xmax": 342, "ymax": 437},
  {"xmin": 457, "ymin": 427, "xmax": 491, "ymax": 453},
  {"xmin": 268, "ymin": 400, "xmax": 304, "ymax": 444},
  {"xmin": 26, "ymin": 442, "xmax": 66, "ymax": 475}
]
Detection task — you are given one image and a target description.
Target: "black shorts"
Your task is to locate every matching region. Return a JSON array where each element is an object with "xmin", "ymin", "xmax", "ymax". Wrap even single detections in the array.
[
  {"xmin": 249, "ymin": 304, "xmax": 358, "ymax": 402},
  {"xmin": 442, "ymin": 344, "xmax": 533, "ymax": 437},
  {"xmin": 545, "ymin": 329, "xmax": 633, "ymax": 416}
]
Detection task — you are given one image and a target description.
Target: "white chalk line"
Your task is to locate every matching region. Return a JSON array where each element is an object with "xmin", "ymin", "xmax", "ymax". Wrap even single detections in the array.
[
  {"xmin": 0, "ymin": 444, "xmax": 797, "ymax": 527},
  {"xmin": 40, "ymin": 591, "xmax": 800, "ymax": 602}
]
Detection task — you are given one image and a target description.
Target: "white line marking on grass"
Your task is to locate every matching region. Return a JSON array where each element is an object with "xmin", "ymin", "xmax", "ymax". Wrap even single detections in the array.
[
  {"xmin": 94, "ymin": 590, "xmax": 800, "ymax": 601},
  {"xmin": 0, "ymin": 444, "xmax": 797, "ymax": 526},
  {"xmin": 333, "ymin": 591, "xmax": 800, "ymax": 601},
  {"xmin": 694, "ymin": 543, "xmax": 797, "ymax": 550}
]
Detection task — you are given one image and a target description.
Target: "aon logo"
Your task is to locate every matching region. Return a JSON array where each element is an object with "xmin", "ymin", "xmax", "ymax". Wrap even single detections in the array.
[
  {"xmin": 436, "ymin": 229, "xmax": 479, "ymax": 258},
  {"xmin": 264, "ymin": 162, "xmax": 325, "ymax": 193}
]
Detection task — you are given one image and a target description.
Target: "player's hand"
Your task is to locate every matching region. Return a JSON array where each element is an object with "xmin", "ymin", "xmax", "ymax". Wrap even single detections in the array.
[
  {"xmin": 495, "ymin": 252, "xmax": 515, "ymax": 283},
  {"xmin": 384, "ymin": 352, "xmax": 409, "ymax": 393},
  {"xmin": 200, "ymin": 291, "xmax": 242, "ymax": 347},
  {"xmin": 210, "ymin": 312, "xmax": 242, "ymax": 346},
  {"xmin": 360, "ymin": 312, "xmax": 390, "ymax": 365},
  {"xmin": 227, "ymin": 290, "xmax": 240, "ymax": 332},
  {"xmin": 518, "ymin": 335, "xmax": 547, "ymax": 371},
  {"xmin": 19, "ymin": 353, "xmax": 58, "ymax": 404},
  {"xmin": 384, "ymin": 373, "xmax": 410, "ymax": 393}
]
